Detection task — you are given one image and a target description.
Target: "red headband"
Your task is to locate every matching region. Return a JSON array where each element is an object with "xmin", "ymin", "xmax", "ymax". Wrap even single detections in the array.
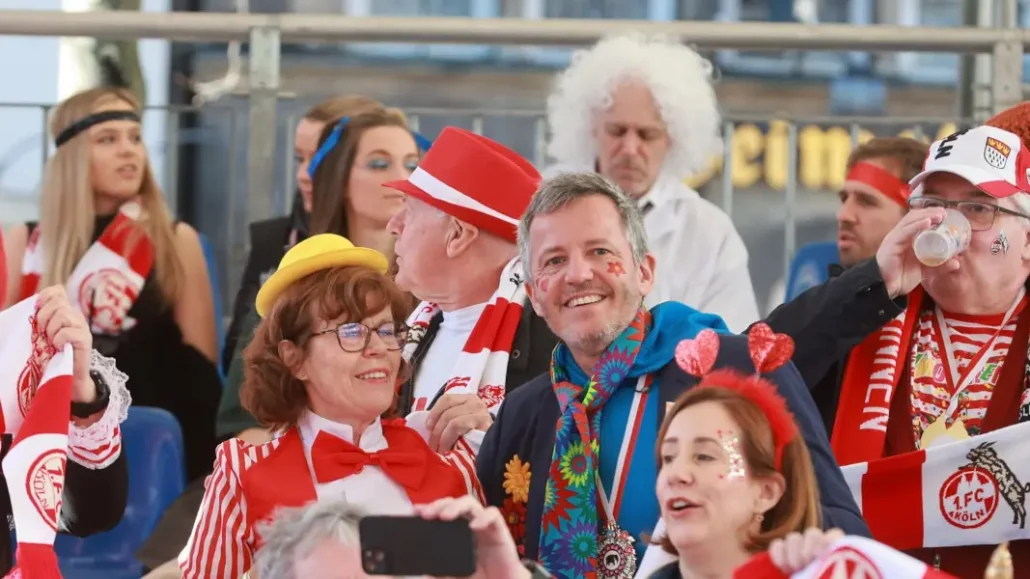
[
  {"xmin": 846, "ymin": 162, "xmax": 911, "ymax": 207},
  {"xmin": 674, "ymin": 324, "xmax": 799, "ymax": 470}
]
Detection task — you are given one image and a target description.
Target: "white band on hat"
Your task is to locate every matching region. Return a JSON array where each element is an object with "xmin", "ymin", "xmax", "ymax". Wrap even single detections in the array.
[{"xmin": 408, "ymin": 167, "xmax": 519, "ymax": 226}]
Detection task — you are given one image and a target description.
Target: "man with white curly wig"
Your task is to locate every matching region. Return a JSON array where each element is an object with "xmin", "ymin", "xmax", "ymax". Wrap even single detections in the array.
[{"xmin": 543, "ymin": 33, "xmax": 759, "ymax": 332}]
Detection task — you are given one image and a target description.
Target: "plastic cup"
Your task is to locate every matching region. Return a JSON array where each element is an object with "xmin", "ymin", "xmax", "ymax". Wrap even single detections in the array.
[{"xmin": 913, "ymin": 208, "xmax": 972, "ymax": 267}]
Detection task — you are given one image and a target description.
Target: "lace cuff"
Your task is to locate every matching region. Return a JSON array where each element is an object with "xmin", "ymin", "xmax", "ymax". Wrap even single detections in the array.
[{"xmin": 67, "ymin": 350, "xmax": 132, "ymax": 469}]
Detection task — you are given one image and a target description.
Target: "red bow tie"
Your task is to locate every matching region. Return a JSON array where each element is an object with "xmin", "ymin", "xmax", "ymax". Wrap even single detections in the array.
[{"xmin": 310, "ymin": 431, "xmax": 428, "ymax": 490}]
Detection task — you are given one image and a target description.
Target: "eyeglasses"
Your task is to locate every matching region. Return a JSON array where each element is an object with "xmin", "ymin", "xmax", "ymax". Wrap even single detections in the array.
[
  {"xmin": 908, "ymin": 196, "xmax": 1030, "ymax": 231},
  {"xmin": 309, "ymin": 322, "xmax": 409, "ymax": 353}
]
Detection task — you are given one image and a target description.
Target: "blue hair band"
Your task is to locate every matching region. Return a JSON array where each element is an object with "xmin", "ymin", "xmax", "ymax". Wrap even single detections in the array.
[
  {"xmin": 413, "ymin": 132, "xmax": 434, "ymax": 153},
  {"xmin": 307, "ymin": 116, "xmax": 349, "ymax": 179},
  {"xmin": 306, "ymin": 116, "xmax": 434, "ymax": 180}
]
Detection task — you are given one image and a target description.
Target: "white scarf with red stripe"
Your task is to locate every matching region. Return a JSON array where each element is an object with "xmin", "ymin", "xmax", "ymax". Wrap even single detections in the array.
[
  {"xmin": 840, "ymin": 420, "xmax": 1030, "ymax": 551},
  {"xmin": 20, "ymin": 203, "xmax": 154, "ymax": 334},
  {"xmin": 0, "ymin": 297, "xmax": 76, "ymax": 579},
  {"xmin": 733, "ymin": 536, "xmax": 959, "ymax": 579},
  {"xmin": 402, "ymin": 256, "xmax": 525, "ymax": 445}
]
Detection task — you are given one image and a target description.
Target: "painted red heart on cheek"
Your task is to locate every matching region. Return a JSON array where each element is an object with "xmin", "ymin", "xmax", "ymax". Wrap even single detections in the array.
[
  {"xmin": 746, "ymin": 323, "xmax": 794, "ymax": 374},
  {"xmin": 674, "ymin": 329, "xmax": 720, "ymax": 377}
]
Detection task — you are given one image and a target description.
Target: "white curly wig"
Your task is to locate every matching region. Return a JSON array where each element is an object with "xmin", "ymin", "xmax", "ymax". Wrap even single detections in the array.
[{"xmin": 546, "ymin": 32, "xmax": 722, "ymax": 179}]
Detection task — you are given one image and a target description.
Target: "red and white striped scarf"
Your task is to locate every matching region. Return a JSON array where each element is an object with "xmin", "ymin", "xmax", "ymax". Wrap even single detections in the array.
[
  {"xmin": 735, "ymin": 536, "xmax": 958, "ymax": 579},
  {"xmin": 402, "ymin": 256, "xmax": 526, "ymax": 414},
  {"xmin": 840, "ymin": 419, "xmax": 1030, "ymax": 551},
  {"xmin": 20, "ymin": 203, "xmax": 154, "ymax": 335},
  {"xmin": 0, "ymin": 297, "xmax": 75, "ymax": 579}
]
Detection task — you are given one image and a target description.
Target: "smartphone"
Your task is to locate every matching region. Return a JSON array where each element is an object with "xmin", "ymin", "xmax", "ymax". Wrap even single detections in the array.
[{"xmin": 359, "ymin": 515, "xmax": 477, "ymax": 577}]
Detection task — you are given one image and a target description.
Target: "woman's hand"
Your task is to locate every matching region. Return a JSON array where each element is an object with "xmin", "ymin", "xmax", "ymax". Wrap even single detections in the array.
[
  {"xmin": 36, "ymin": 286, "xmax": 95, "ymax": 403},
  {"xmin": 768, "ymin": 527, "xmax": 845, "ymax": 573},
  {"xmin": 414, "ymin": 496, "xmax": 529, "ymax": 579}
]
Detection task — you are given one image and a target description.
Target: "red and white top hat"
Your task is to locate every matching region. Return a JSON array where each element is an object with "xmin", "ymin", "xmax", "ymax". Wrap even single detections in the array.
[
  {"xmin": 910, "ymin": 125, "xmax": 1030, "ymax": 198},
  {"xmin": 384, "ymin": 127, "xmax": 541, "ymax": 242}
]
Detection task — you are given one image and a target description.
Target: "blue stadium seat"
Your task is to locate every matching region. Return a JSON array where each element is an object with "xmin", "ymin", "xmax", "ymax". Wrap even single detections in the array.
[
  {"xmin": 53, "ymin": 407, "xmax": 187, "ymax": 579},
  {"xmin": 785, "ymin": 241, "xmax": 840, "ymax": 302},
  {"xmin": 198, "ymin": 232, "xmax": 225, "ymax": 378}
]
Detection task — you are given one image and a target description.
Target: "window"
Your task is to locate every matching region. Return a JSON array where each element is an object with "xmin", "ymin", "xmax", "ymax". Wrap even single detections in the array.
[
  {"xmin": 517, "ymin": 0, "xmax": 677, "ymax": 67},
  {"xmin": 343, "ymin": 0, "xmax": 500, "ymax": 61}
]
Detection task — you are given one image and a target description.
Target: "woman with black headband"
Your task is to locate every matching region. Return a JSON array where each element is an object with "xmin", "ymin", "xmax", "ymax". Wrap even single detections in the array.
[{"xmin": 2, "ymin": 87, "xmax": 222, "ymax": 489}]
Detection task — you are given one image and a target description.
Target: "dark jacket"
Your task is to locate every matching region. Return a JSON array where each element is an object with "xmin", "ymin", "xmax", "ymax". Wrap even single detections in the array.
[
  {"xmin": 395, "ymin": 299, "xmax": 560, "ymax": 415},
  {"xmin": 763, "ymin": 259, "xmax": 907, "ymax": 434},
  {"xmin": 222, "ymin": 194, "xmax": 310, "ymax": 372},
  {"xmin": 221, "ymin": 217, "xmax": 293, "ymax": 373},
  {"xmin": 216, "ymin": 308, "xmax": 261, "ymax": 442},
  {"xmin": 0, "ymin": 429, "xmax": 129, "ymax": 572},
  {"xmin": 476, "ymin": 333, "xmax": 870, "ymax": 564}
]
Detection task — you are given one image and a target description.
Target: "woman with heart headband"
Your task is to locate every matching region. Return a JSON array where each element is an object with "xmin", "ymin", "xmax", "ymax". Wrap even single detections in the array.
[{"xmin": 648, "ymin": 325, "xmax": 959, "ymax": 579}]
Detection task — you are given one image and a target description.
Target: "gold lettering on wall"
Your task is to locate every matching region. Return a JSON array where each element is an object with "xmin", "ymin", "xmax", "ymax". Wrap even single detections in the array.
[{"xmin": 685, "ymin": 122, "xmax": 960, "ymax": 191}]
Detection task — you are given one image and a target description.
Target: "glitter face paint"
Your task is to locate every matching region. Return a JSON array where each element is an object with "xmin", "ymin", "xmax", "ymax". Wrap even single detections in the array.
[
  {"xmin": 606, "ymin": 261, "xmax": 626, "ymax": 277},
  {"xmin": 716, "ymin": 428, "xmax": 746, "ymax": 480},
  {"xmin": 537, "ymin": 277, "xmax": 550, "ymax": 293}
]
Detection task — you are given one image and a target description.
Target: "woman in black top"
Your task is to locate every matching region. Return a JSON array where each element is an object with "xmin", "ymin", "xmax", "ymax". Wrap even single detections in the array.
[
  {"xmin": 220, "ymin": 94, "xmax": 395, "ymax": 374},
  {"xmin": 3, "ymin": 87, "xmax": 221, "ymax": 483}
]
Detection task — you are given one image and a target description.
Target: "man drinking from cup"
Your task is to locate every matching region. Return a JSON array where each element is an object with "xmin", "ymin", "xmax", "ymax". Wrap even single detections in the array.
[{"xmin": 815, "ymin": 124, "xmax": 1030, "ymax": 575}]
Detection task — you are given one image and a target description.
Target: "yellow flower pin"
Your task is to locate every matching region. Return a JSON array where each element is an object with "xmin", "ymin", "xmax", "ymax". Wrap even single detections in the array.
[{"xmin": 503, "ymin": 455, "xmax": 531, "ymax": 504}]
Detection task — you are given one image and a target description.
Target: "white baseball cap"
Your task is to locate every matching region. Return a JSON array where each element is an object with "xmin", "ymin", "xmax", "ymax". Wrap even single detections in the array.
[{"xmin": 909, "ymin": 125, "xmax": 1030, "ymax": 199}]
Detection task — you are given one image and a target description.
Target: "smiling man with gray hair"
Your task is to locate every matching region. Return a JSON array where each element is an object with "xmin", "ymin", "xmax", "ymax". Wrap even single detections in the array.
[
  {"xmin": 476, "ymin": 171, "xmax": 867, "ymax": 578},
  {"xmin": 250, "ymin": 499, "xmax": 372, "ymax": 579}
]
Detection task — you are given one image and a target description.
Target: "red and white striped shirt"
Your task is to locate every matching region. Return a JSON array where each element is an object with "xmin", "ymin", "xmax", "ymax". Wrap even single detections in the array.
[
  {"xmin": 908, "ymin": 303, "xmax": 1022, "ymax": 441},
  {"xmin": 178, "ymin": 414, "xmax": 481, "ymax": 579}
]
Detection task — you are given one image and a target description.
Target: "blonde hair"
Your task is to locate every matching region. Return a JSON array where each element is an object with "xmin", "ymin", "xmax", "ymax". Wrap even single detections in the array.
[{"xmin": 39, "ymin": 87, "xmax": 182, "ymax": 304}]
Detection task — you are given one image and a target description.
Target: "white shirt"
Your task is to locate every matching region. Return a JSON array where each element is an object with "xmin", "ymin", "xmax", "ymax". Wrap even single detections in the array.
[
  {"xmin": 410, "ymin": 302, "xmax": 487, "ymax": 410},
  {"xmin": 544, "ymin": 167, "xmax": 760, "ymax": 332},
  {"xmin": 297, "ymin": 411, "xmax": 414, "ymax": 515}
]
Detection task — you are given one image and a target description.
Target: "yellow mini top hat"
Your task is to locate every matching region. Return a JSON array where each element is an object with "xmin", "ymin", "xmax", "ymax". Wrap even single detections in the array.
[{"xmin": 254, "ymin": 234, "xmax": 389, "ymax": 318}]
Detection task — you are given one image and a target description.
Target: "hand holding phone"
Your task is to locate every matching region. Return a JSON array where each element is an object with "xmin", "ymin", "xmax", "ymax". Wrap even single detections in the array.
[{"xmin": 413, "ymin": 496, "xmax": 531, "ymax": 579}]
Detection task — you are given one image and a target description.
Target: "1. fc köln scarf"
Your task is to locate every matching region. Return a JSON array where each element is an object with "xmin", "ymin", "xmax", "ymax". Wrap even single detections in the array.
[
  {"xmin": 20, "ymin": 202, "xmax": 153, "ymax": 335},
  {"xmin": 0, "ymin": 297, "xmax": 74, "ymax": 579},
  {"xmin": 840, "ymin": 420, "xmax": 1030, "ymax": 551},
  {"xmin": 735, "ymin": 536, "xmax": 958, "ymax": 579}
]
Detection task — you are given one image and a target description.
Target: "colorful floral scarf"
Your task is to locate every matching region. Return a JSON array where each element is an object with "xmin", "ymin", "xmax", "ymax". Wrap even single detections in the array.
[{"xmin": 537, "ymin": 308, "xmax": 651, "ymax": 578}]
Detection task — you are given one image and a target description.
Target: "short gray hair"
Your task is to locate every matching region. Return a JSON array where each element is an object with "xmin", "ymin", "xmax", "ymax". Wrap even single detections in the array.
[
  {"xmin": 517, "ymin": 172, "xmax": 649, "ymax": 282},
  {"xmin": 253, "ymin": 499, "xmax": 365, "ymax": 579}
]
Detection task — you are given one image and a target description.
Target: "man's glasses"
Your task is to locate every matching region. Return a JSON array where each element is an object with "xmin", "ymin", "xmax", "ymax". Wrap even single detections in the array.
[
  {"xmin": 908, "ymin": 196, "xmax": 1030, "ymax": 231},
  {"xmin": 309, "ymin": 322, "xmax": 409, "ymax": 353}
]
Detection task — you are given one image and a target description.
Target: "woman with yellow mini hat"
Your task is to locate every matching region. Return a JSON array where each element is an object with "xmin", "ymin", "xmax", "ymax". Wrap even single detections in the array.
[{"xmin": 178, "ymin": 234, "xmax": 478, "ymax": 579}]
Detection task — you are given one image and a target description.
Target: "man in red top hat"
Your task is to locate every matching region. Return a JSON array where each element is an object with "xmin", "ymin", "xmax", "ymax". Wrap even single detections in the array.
[{"xmin": 385, "ymin": 127, "xmax": 558, "ymax": 455}]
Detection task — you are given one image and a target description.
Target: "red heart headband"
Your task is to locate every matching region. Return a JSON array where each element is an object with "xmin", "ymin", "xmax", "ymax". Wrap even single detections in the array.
[{"xmin": 673, "ymin": 323, "xmax": 799, "ymax": 470}]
